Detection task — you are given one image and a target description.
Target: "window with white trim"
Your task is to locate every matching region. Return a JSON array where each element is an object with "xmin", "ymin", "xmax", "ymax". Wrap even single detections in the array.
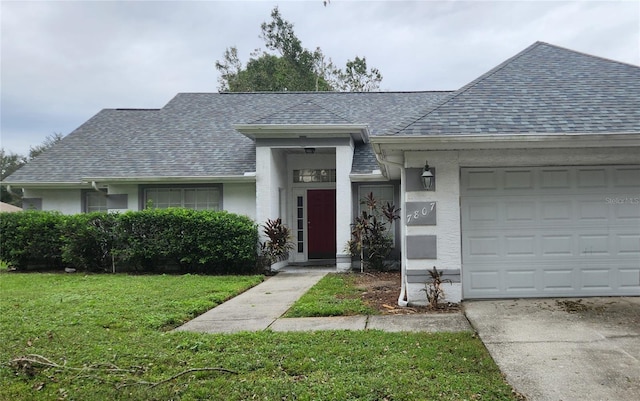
[
  {"xmin": 83, "ymin": 190, "xmax": 107, "ymax": 213},
  {"xmin": 293, "ymin": 169, "xmax": 336, "ymax": 183},
  {"xmin": 144, "ymin": 187, "xmax": 221, "ymax": 210}
]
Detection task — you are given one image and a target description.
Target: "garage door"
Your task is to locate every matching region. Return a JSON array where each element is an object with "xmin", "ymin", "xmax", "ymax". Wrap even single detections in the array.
[{"xmin": 461, "ymin": 166, "xmax": 640, "ymax": 299}]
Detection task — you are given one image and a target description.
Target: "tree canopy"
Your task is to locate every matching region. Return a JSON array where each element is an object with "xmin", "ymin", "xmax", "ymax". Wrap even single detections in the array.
[
  {"xmin": 1, "ymin": 133, "xmax": 63, "ymax": 205},
  {"xmin": 216, "ymin": 7, "xmax": 382, "ymax": 92}
]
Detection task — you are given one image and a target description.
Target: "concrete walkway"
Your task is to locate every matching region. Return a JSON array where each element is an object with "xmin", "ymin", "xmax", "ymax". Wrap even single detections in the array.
[{"xmin": 175, "ymin": 269, "xmax": 472, "ymax": 334}]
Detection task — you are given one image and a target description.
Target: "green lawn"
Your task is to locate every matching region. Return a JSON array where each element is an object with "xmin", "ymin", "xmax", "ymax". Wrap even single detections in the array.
[
  {"xmin": 0, "ymin": 273, "xmax": 519, "ymax": 400},
  {"xmin": 284, "ymin": 273, "xmax": 377, "ymax": 317}
]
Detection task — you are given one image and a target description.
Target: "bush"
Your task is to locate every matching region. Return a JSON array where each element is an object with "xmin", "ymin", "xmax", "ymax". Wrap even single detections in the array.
[
  {"xmin": 0, "ymin": 209, "xmax": 259, "ymax": 274},
  {"xmin": 116, "ymin": 209, "xmax": 258, "ymax": 274},
  {"xmin": 61, "ymin": 213, "xmax": 119, "ymax": 272},
  {"xmin": 0, "ymin": 211, "xmax": 65, "ymax": 270}
]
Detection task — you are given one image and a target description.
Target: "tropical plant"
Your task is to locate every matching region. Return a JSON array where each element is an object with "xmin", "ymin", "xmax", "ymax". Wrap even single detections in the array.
[
  {"xmin": 347, "ymin": 192, "xmax": 400, "ymax": 271},
  {"xmin": 422, "ymin": 266, "xmax": 453, "ymax": 308},
  {"xmin": 259, "ymin": 218, "xmax": 295, "ymax": 273}
]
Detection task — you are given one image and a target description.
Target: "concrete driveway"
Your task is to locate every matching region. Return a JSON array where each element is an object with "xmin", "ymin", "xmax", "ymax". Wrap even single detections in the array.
[{"xmin": 464, "ymin": 297, "xmax": 640, "ymax": 401}]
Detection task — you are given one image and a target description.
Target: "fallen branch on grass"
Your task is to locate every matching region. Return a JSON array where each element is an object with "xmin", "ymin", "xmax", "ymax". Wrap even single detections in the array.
[
  {"xmin": 8, "ymin": 354, "xmax": 142, "ymax": 376},
  {"xmin": 8, "ymin": 354, "xmax": 237, "ymax": 390}
]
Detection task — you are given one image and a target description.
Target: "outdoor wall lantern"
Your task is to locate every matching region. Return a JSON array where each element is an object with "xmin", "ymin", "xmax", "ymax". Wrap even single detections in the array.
[{"xmin": 421, "ymin": 161, "xmax": 435, "ymax": 190}]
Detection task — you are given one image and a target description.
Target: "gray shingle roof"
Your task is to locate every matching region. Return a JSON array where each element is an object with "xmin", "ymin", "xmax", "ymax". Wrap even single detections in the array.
[
  {"xmin": 7, "ymin": 42, "xmax": 637, "ymax": 185},
  {"xmin": 393, "ymin": 42, "xmax": 640, "ymax": 136},
  {"xmin": 5, "ymin": 91, "xmax": 449, "ymax": 184}
]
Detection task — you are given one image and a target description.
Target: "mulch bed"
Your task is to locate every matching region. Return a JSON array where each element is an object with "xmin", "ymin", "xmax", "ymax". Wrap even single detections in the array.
[{"xmin": 351, "ymin": 270, "xmax": 460, "ymax": 314}]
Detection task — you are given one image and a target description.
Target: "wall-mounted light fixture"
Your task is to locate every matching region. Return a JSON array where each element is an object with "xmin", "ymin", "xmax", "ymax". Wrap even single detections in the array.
[
  {"xmin": 421, "ymin": 161, "xmax": 435, "ymax": 190},
  {"xmin": 304, "ymin": 147, "xmax": 316, "ymax": 154}
]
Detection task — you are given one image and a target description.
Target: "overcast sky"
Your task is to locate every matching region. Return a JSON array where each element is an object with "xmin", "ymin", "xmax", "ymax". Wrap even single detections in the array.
[{"xmin": 1, "ymin": 0, "xmax": 639, "ymax": 156}]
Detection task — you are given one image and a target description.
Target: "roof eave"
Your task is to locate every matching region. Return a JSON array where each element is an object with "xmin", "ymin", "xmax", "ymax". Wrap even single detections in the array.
[
  {"xmin": 370, "ymin": 132, "xmax": 640, "ymax": 151},
  {"xmin": 83, "ymin": 175, "xmax": 257, "ymax": 184},
  {"xmin": 234, "ymin": 123, "xmax": 370, "ymax": 143},
  {"xmin": 1, "ymin": 175, "xmax": 257, "ymax": 188}
]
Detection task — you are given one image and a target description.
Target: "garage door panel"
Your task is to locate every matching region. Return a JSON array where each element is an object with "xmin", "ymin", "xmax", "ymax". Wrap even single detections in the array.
[
  {"xmin": 462, "ymin": 165, "xmax": 640, "ymax": 299},
  {"xmin": 577, "ymin": 168, "xmax": 608, "ymax": 188},
  {"xmin": 504, "ymin": 235, "xmax": 536, "ymax": 256},
  {"xmin": 465, "ymin": 170, "xmax": 498, "ymax": 190},
  {"xmin": 541, "ymin": 169, "xmax": 572, "ymax": 188},
  {"xmin": 619, "ymin": 269, "xmax": 640, "ymax": 289},
  {"xmin": 541, "ymin": 235, "xmax": 573, "ymax": 255},
  {"xmin": 504, "ymin": 170, "xmax": 534, "ymax": 189},
  {"xmin": 615, "ymin": 202, "xmax": 640, "ymax": 220},
  {"xmin": 505, "ymin": 201, "xmax": 536, "ymax": 221},
  {"xmin": 618, "ymin": 234, "xmax": 640, "ymax": 254},
  {"xmin": 613, "ymin": 167, "xmax": 640, "ymax": 187}
]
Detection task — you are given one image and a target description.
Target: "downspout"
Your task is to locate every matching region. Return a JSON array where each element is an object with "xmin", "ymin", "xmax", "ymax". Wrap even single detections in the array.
[
  {"xmin": 6, "ymin": 185, "xmax": 23, "ymax": 199},
  {"xmin": 91, "ymin": 181, "xmax": 107, "ymax": 195},
  {"xmin": 374, "ymin": 152, "xmax": 409, "ymax": 307}
]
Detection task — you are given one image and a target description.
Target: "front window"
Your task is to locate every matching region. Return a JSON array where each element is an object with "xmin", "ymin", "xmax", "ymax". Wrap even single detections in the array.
[
  {"xmin": 144, "ymin": 187, "xmax": 221, "ymax": 210},
  {"xmin": 293, "ymin": 169, "xmax": 336, "ymax": 183},
  {"xmin": 84, "ymin": 190, "xmax": 107, "ymax": 213}
]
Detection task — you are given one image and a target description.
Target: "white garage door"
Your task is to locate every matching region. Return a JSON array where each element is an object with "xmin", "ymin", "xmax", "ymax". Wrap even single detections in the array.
[{"xmin": 461, "ymin": 166, "xmax": 640, "ymax": 299}]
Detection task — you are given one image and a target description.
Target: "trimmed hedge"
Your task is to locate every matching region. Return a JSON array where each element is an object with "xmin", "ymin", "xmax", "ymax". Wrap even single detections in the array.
[
  {"xmin": 0, "ymin": 209, "xmax": 258, "ymax": 274},
  {"xmin": 0, "ymin": 211, "xmax": 65, "ymax": 270}
]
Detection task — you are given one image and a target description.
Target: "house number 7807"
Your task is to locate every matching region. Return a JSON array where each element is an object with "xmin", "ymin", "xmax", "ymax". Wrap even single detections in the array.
[{"xmin": 406, "ymin": 202, "xmax": 436, "ymax": 224}]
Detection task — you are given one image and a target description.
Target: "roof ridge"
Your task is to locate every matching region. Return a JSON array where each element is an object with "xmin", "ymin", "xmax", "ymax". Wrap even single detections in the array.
[
  {"xmin": 387, "ymin": 41, "xmax": 546, "ymax": 135},
  {"xmin": 214, "ymin": 90, "xmax": 453, "ymax": 95},
  {"xmin": 537, "ymin": 41, "xmax": 640, "ymax": 69}
]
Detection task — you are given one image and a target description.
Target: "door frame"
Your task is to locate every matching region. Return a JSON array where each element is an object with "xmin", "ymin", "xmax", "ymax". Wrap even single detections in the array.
[{"xmin": 291, "ymin": 185, "xmax": 336, "ymax": 262}]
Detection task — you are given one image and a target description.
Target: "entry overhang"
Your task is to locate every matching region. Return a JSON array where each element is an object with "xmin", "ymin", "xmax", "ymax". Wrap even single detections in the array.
[{"xmin": 234, "ymin": 123, "xmax": 371, "ymax": 144}]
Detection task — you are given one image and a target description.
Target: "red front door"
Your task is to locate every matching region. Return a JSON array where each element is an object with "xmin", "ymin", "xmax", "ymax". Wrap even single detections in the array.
[{"xmin": 307, "ymin": 189, "xmax": 336, "ymax": 259}]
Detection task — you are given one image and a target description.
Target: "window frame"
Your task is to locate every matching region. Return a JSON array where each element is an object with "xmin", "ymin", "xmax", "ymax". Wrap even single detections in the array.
[
  {"xmin": 139, "ymin": 184, "xmax": 223, "ymax": 211},
  {"xmin": 81, "ymin": 189, "xmax": 108, "ymax": 213}
]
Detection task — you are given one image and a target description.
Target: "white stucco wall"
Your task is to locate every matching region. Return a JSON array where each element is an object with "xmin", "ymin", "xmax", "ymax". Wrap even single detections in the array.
[
  {"xmin": 107, "ymin": 184, "xmax": 139, "ymax": 212},
  {"xmin": 223, "ymin": 182, "xmax": 257, "ymax": 220},
  {"xmin": 22, "ymin": 188, "xmax": 82, "ymax": 214},
  {"xmin": 335, "ymin": 143, "xmax": 355, "ymax": 271},
  {"xmin": 256, "ymin": 147, "xmax": 288, "ymax": 237}
]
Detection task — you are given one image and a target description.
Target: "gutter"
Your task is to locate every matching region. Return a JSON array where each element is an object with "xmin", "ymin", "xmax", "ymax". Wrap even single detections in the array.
[{"xmin": 373, "ymin": 150, "xmax": 409, "ymax": 307}]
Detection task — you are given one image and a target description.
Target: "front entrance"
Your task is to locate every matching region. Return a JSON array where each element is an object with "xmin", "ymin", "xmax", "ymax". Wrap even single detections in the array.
[{"xmin": 307, "ymin": 189, "xmax": 336, "ymax": 259}]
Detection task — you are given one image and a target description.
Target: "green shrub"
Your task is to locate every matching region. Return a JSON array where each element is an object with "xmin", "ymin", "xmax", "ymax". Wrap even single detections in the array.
[
  {"xmin": 116, "ymin": 209, "xmax": 258, "ymax": 274},
  {"xmin": 0, "ymin": 209, "xmax": 258, "ymax": 274},
  {"xmin": 60, "ymin": 213, "xmax": 119, "ymax": 272},
  {"xmin": 0, "ymin": 211, "xmax": 65, "ymax": 270}
]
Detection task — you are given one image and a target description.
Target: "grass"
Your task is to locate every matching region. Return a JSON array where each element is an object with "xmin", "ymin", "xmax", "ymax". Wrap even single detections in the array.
[
  {"xmin": 0, "ymin": 272, "xmax": 519, "ymax": 400},
  {"xmin": 284, "ymin": 273, "xmax": 377, "ymax": 317}
]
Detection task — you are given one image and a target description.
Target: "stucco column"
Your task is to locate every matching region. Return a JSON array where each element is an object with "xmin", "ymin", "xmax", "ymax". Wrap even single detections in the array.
[
  {"xmin": 335, "ymin": 142, "xmax": 354, "ymax": 272},
  {"xmin": 255, "ymin": 147, "xmax": 273, "ymax": 238}
]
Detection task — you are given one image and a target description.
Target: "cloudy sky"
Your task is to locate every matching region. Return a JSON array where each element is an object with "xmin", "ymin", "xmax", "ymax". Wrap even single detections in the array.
[{"xmin": 1, "ymin": 0, "xmax": 639, "ymax": 156}]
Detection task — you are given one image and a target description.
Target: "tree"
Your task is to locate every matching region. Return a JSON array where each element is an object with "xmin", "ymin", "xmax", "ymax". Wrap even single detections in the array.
[
  {"xmin": 1, "ymin": 133, "xmax": 64, "ymax": 205},
  {"xmin": 29, "ymin": 132, "xmax": 63, "ymax": 160},
  {"xmin": 216, "ymin": 7, "xmax": 382, "ymax": 92}
]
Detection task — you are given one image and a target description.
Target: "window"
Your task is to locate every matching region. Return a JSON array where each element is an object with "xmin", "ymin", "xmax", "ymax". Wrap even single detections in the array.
[
  {"xmin": 144, "ymin": 187, "xmax": 221, "ymax": 210},
  {"xmin": 296, "ymin": 195, "xmax": 304, "ymax": 253},
  {"xmin": 84, "ymin": 191, "xmax": 108, "ymax": 213},
  {"xmin": 293, "ymin": 169, "xmax": 336, "ymax": 183},
  {"xmin": 358, "ymin": 185, "xmax": 394, "ymax": 210}
]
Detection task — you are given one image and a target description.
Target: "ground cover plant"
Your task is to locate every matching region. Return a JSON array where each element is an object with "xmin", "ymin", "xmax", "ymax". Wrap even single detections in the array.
[{"xmin": 0, "ymin": 273, "xmax": 519, "ymax": 400}]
